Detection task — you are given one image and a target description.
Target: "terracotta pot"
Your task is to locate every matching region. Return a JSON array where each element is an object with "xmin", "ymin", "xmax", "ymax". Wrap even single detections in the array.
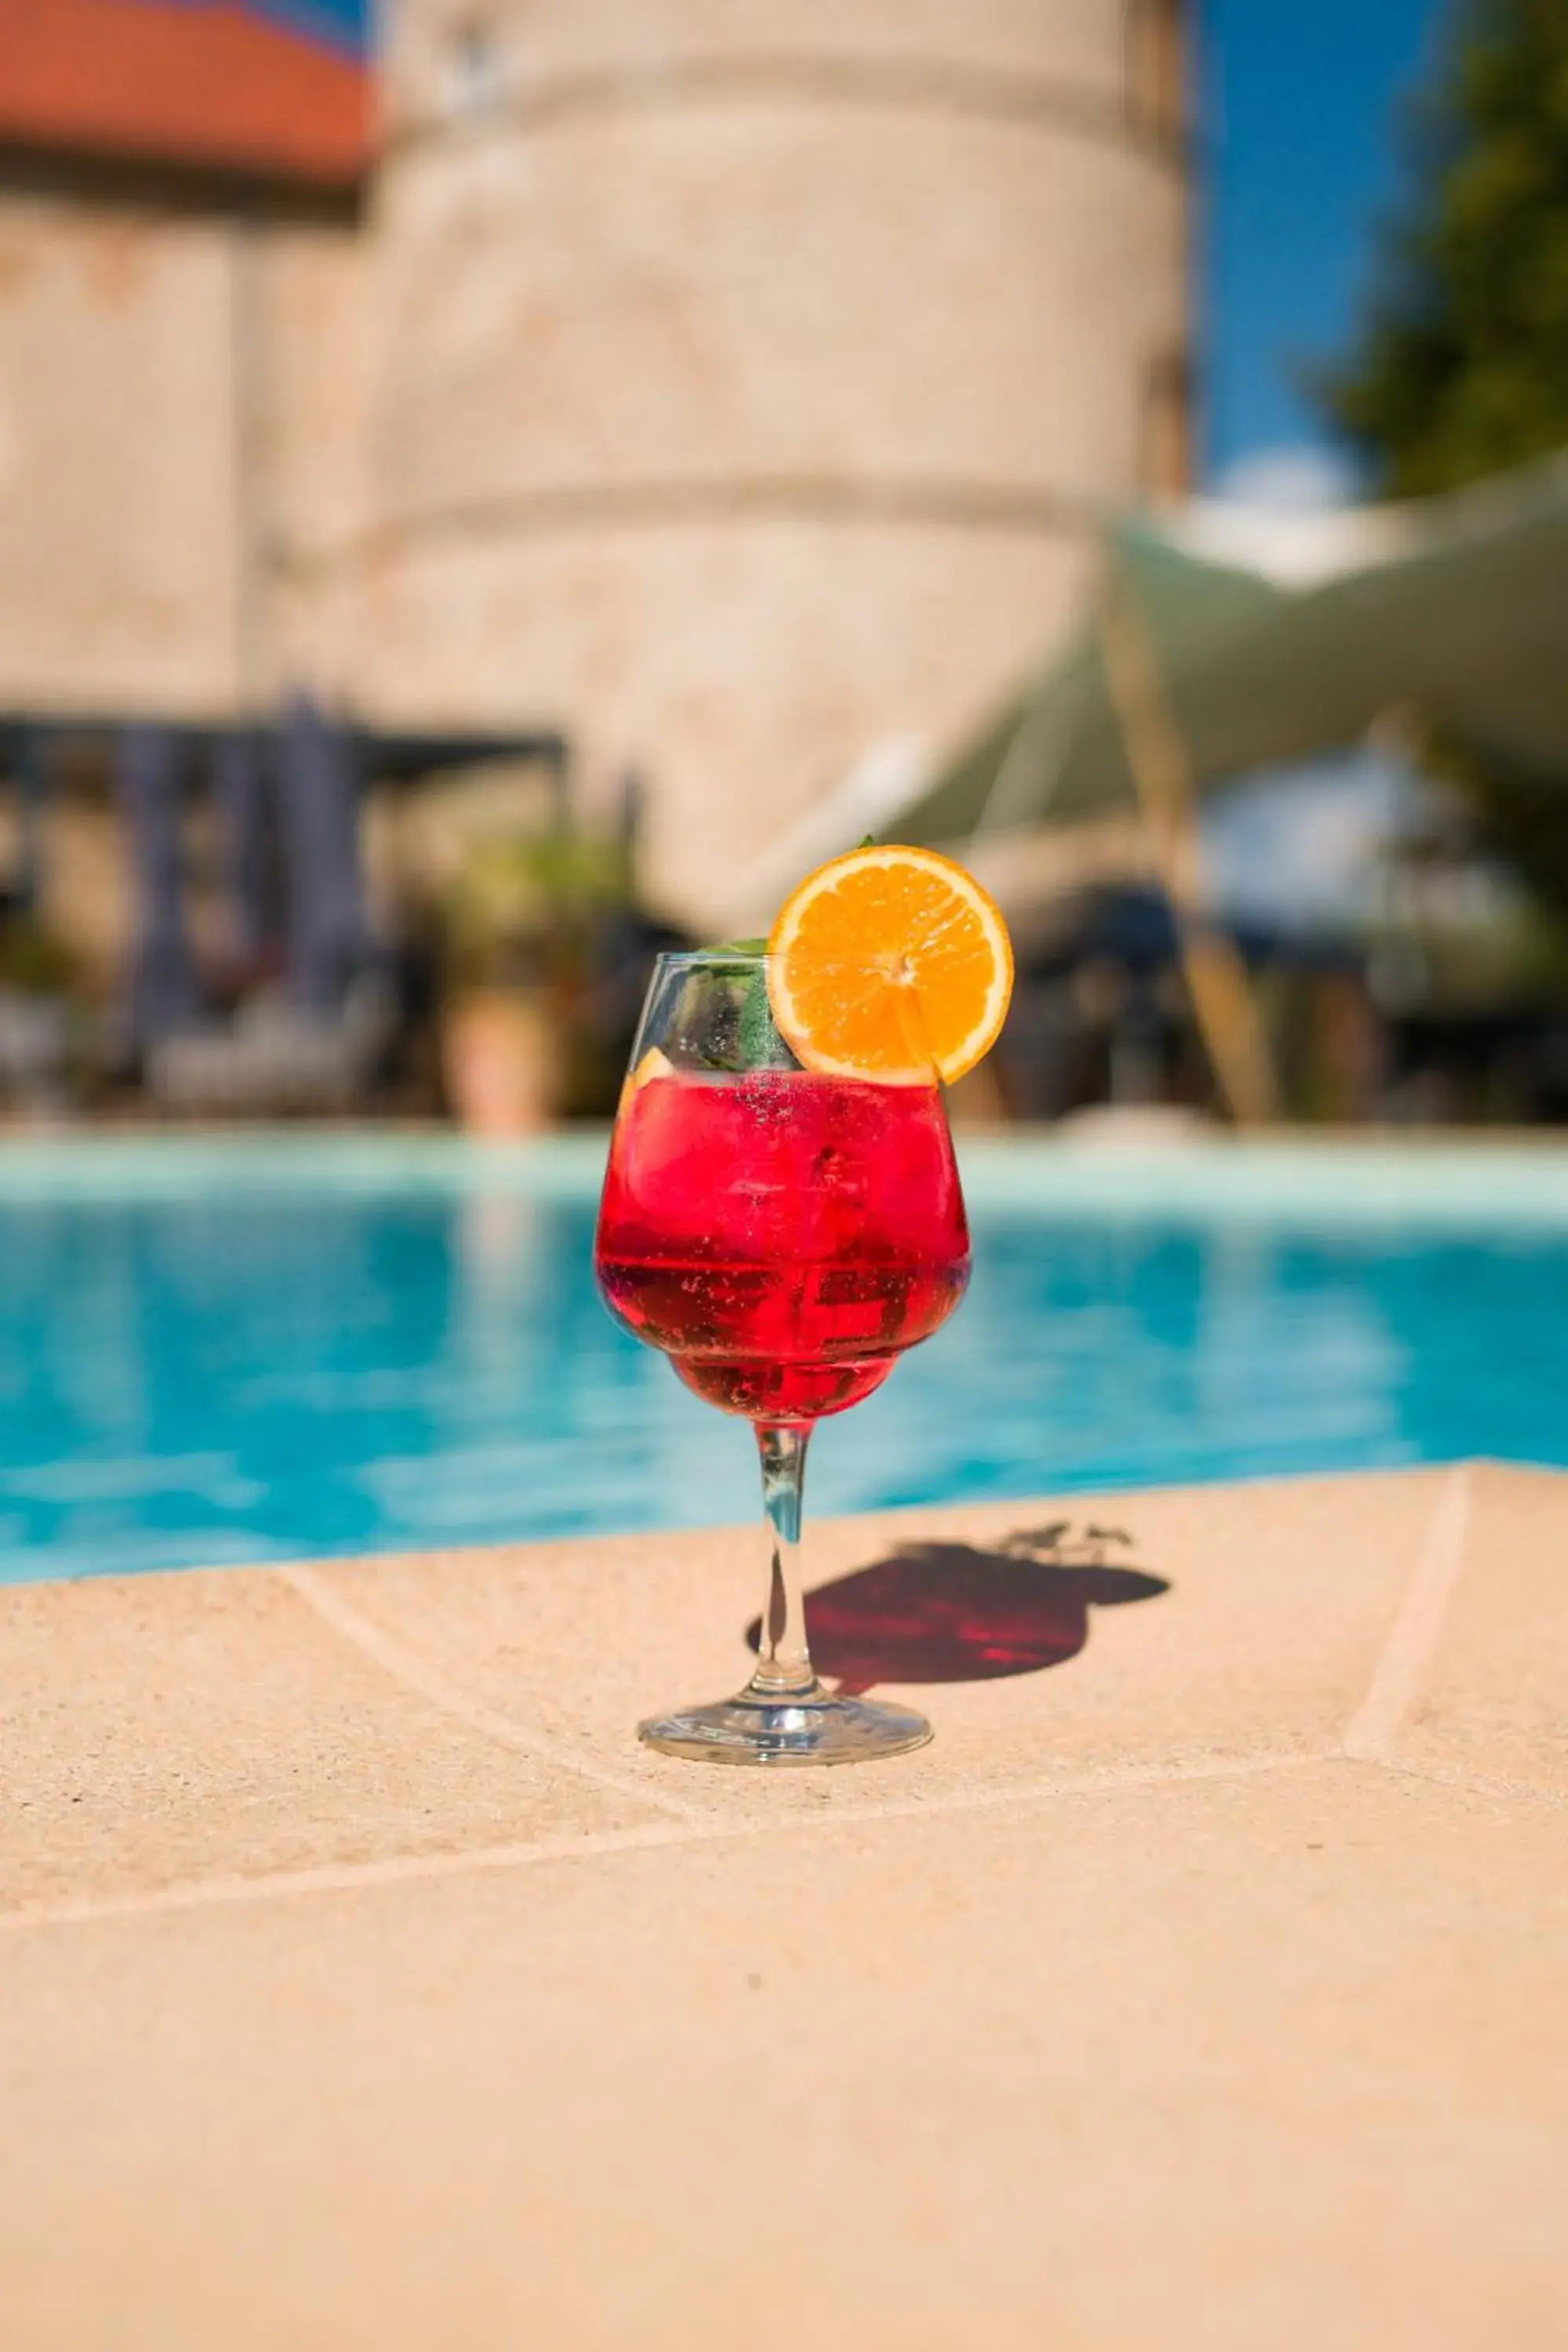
[{"xmin": 441, "ymin": 990, "xmax": 559, "ymax": 1137}]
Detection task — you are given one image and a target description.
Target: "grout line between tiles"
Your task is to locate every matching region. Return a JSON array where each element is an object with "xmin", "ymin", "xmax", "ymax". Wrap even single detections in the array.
[
  {"xmin": 1, "ymin": 1820, "xmax": 707, "ymax": 1933},
  {"xmin": 0, "ymin": 1747, "xmax": 1329, "ymax": 1936},
  {"xmin": 1342, "ymin": 1463, "xmax": 1472, "ymax": 1762},
  {"xmin": 1366, "ymin": 1752, "xmax": 1568, "ymax": 1814},
  {"xmin": 279, "ymin": 1563, "xmax": 706, "ymax": 1824}
]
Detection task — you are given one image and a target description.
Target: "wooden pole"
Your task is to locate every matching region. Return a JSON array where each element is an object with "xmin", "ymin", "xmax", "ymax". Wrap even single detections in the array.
[{"xmin": 1094, "ymin": 575, "xmax": 1280, "ymax": 1128}]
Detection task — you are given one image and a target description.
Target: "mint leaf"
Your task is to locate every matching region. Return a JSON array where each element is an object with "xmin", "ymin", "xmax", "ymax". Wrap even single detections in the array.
[{"xmin": 737, "ymin": 963, "xmax": 783, "ymax": 1068}]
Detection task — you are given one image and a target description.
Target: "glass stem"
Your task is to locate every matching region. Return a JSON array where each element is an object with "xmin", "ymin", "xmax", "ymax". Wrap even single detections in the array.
[{"xmin": 747, "ymin": 1423, "xmax": 819, "ymax": 1700}]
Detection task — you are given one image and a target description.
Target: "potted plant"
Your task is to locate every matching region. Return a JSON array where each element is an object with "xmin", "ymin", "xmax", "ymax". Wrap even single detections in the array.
[
  {"xmin": 437, "ymin": 826, "xmax": 633, "ymax": 1136},
  {"xmin": 0, "ymin": 910, "xmax": 85, "ymax": 1116}
]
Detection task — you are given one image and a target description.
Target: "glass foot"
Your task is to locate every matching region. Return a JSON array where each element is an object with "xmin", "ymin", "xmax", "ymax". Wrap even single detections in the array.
[{"xmin": 638, "ymin": 1682, "xmax": 932, "ymax": 1766}]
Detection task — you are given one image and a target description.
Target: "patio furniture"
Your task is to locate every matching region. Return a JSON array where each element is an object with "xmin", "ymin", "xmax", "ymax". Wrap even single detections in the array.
[{"xmin": 147, "ymin": 971, "xmax": 398, "ymax": 1116}]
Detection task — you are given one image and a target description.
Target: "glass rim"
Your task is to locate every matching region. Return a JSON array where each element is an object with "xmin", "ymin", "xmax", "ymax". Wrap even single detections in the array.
[{"xmin": 652, "ymin": 946, "xmax": 773, "ymax": 970}]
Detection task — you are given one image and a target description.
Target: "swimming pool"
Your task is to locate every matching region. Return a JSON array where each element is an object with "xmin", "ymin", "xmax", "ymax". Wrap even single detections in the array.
[{"xmin": 3, "ymin": 1133, "xmax": 1566, "ymax": 1584}]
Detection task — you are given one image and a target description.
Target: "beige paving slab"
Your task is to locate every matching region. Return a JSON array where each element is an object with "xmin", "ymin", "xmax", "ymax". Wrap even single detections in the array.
[
  {"xmin": 2, "ymin": 1760, "xmax": 1566, "ymax": 2352},
  {"xmin": 298, "ymin": 1468, "xmax": 1454, "ymax": 1820},
  {"xmin": 0, "ymin": 1570, "xmax": 668, "ymax": 1912},
  {"xmin": 1382, "ymin": 1461, "xmax": 1568, "ymax": 1799}
]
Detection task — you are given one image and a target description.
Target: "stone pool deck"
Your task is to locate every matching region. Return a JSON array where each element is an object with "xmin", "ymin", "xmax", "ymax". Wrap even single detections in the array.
[{"xmin": 3, "ymin": 1462, "xmax": 1566, "ymax": 2350}]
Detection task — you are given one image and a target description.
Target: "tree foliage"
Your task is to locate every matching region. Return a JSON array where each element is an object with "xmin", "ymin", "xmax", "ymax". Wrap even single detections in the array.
[
  {"xmin": 1320, "ymin": 0, "xmax": 1568, "ymax": 494},
  {"xmin": 1317, "ymin": 1, "xmax": 1568, "ymax": 949},
  {"xmin": 1432, "ymin": 740, "xmax": 1568, "ymax": 924}
]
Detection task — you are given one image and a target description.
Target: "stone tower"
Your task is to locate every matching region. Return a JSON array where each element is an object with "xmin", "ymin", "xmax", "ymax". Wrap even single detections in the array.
[{"xmin": 311, "ymin": 0, "xmax": 1192, "ymax": 925}]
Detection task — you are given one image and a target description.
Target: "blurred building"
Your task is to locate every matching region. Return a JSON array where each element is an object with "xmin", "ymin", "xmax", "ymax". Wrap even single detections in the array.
[{"xmin": 0, "ymin": 0, "xmax": 1192, "ymax": 928}]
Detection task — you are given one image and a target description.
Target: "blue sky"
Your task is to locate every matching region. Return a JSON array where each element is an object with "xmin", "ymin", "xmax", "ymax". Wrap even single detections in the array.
[
  {"xmin": 1200, "ymin": 0, "xmax": 1450, "ymax": 486},
  {"xmin": 252, "ymin": 0, "xmax": 369, "ymax": 54}
]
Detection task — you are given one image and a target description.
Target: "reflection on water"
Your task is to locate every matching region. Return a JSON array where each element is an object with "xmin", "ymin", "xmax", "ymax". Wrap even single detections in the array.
[{"xmin": 2, "ymin": 1181, "xmax": 1566, "ymax": 1581}]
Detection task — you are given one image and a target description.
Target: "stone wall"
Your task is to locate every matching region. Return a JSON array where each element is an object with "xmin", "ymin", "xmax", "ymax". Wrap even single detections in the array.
[
  {"xmin": 250, "ymin": 218, "xmax": 374, "ymax": 703},
  {"xmin": 0, "ymin": 188, "xmax": 245, "ymax": 719},
  {"xmin": 0, "ymin": 182, "xmax": 369, "ymax": 724}
]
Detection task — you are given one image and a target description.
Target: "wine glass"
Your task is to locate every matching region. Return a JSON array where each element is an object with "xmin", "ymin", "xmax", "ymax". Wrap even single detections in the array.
[{"xmin": 593, "ymin": 949, "xmax": 970, "ymax": 1764}]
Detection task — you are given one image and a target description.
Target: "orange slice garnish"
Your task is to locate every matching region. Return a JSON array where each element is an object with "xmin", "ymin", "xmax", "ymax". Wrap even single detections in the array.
[
  {"xmin": 766, "ymin": 845, "xmax": 1014, "ymax": 1084},
  {"xmin": 619, "ymin": 1046, "xmax": 675, "ymax": 1109}
]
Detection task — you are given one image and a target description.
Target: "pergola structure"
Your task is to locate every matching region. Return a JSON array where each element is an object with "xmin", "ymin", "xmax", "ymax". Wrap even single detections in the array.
[{"xmin": 0, "ymin": 715, "xmax": 572, "ymax": 913}]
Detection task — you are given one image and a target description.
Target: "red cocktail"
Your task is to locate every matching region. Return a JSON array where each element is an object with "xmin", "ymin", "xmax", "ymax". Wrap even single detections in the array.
[{"xmin": 596, "ymin": 1066, "xmax": 970, "ymax": 1423}]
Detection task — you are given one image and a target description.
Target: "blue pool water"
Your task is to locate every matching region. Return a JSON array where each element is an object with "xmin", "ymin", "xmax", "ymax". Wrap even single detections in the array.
[{"xmin": 2, "ymin": 1135, "xmax": 1566, "ymax": 1584}]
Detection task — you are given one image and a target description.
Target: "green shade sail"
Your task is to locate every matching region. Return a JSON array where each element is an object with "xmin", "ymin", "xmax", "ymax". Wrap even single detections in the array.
[{"xmin": 904, "ymin": 452, "xmax": 1568, "ymax": 846}]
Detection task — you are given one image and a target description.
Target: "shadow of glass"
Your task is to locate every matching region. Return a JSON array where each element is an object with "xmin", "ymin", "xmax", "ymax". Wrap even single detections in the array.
[{"xmin": 747, "ymin": 1524, "xmax": 1169, "ymax": 1696}]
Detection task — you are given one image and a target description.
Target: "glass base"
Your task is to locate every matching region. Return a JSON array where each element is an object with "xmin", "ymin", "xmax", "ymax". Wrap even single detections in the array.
[{"xmin": 637, "ymin": 1681, "xmax": 932, "ymax": 1767}]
